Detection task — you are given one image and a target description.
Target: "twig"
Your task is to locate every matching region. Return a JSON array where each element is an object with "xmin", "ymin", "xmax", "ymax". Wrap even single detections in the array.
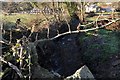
[
  {"xmin": 47, "ymin": 26, "xmax": 50, "ymax": 39},
  {"xmin": 0, "ymin": 56, "xmax": 23, "ymax": 78},
  {"xmin": 9, "ymin": 30, "xmax": 12, "ymax": 44},
  {"xmin": 28, "ymin": 50, "xmax": 31, "ymax": 80},
  {"xmin": 19, "ymin": 46, "xmax": 23, "ymax": 69},
  {"xmin": 35, "ymin": 33, "xmax": 38, "ymax": 41},
  {"xmin": 61, "ymin": 2, "xmax": 71, "ymax": 33},
  {"xmin": 28, "ymin": 24, "xmax": 35, "ymax": 39},
  {"xmin": 95, "ymin": 14, "xmax": 101, "ymax": 28},
  {"xmin": 51, "ymin": 0, "xmax": 57, "ymax": 21},
  {"xmin": 27, "ymin": 42, "xmax": 39, "ymax": 80},
  {"xmin": 0, "ymin": 38, "xmax": 13, "ymax": 46}
]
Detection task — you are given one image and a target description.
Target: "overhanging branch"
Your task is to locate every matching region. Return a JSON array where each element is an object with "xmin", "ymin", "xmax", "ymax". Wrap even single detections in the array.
[{"xmin": 34, "ymin": 18, "xmax": 120, "ymax": 45}]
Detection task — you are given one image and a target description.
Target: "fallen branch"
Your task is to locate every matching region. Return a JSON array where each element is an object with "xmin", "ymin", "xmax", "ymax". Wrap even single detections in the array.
[
  {"xmin": 0, "ymin": 38, "xmax": 13, "ymax": 46},
  {"xmin": 0, "ymin": 56, "xmax": 23, "ymax": 78},
  {"xmin": 34, "ymin": 18, "xmax": 120, "ymax": 45}
]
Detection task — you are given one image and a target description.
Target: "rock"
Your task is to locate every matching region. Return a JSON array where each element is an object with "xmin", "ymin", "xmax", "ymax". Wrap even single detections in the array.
[
  {"xmin": 55, "ymin": 34, "xmax": 83, "ymax": 76},
  {"xmin": 65, "ymin": 65, "xmax": 95, "ymax": 80},
  {"xmin": 31, "ymin": 65, "xmax": 55, "ymax": 79},
  {"xmin": 36, "ymin": 35, "xmax": 83, "ymax": 77},
  {"xmin": 30, "ymin": 42, "xmax": 61, "ymax": 80},
  {"xmin": 31, "ymin": 65, "xmax": 63, "ymax": 80}
]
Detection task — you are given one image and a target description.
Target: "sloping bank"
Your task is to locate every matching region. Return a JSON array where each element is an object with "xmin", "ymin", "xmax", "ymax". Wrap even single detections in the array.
[{"xmin": 35, "ymin": 29, "xmax": 120, "ymax": 79}]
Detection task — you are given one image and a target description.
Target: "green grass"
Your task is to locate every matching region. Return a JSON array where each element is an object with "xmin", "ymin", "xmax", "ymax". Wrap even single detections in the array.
[
  {"xmin": 98, "ymin": 29, "xmax": 119, "ymax": 53},
  {"xmin": 0, "ymin": 13, "xmax": 56, "ymax": 30},
  {"xmin": 1, "ymin": 13, "xmax": 40, "ymax": 24},
  {"xmin": 79, "ymin": 29, "xmax": 120, "ymax": 62}
]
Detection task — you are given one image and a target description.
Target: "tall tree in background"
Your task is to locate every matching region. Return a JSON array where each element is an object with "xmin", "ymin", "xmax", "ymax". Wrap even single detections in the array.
[
  {"xmin": 65, "ymin": 2, "xmax": 78, "ymax": 17},
  {"xmin": 2, "ymin": 2, "xmax": 33, "ymax": 13}
]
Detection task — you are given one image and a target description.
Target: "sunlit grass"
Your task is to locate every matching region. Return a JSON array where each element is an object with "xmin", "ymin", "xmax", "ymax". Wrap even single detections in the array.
[{"xmin": 1, "ymin": 13, "xmax": 42, "ymax": 24}]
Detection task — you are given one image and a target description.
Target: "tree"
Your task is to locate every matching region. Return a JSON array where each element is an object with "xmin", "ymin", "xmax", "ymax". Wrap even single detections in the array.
[
  {"xmin": 65, "ymin": 2, "xmax": 78, "ymax": 17},
  {"xmin": 1, "ymin": 2, "xmax": 33, "ymax": 13}
]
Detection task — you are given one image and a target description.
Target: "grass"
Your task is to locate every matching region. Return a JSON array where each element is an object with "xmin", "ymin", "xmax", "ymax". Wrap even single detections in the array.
[
  {"xmin": 79, "ymin": 29, "xmax": 120, "ymax": 62},
  {"xmin": 2, "ymin": 11, "xmax": 118, "ymax": 26},
  {"xmin": 86, "ymin": 12, "xmax": 120, "ymax": 21},
  {"xmin": 0, "ymin": 13, "xmax": 56, "ymax": 26},
  {"xmin": 98, "ymin": 29, "xmax": 119, "ymax": 53},
  {"xmin": 1, "ymin": 13, "xmax": 41, "ymax": 24},
  {"xmin": 0, "ymin": 13, "xmax": 56, "ymax": 30}
]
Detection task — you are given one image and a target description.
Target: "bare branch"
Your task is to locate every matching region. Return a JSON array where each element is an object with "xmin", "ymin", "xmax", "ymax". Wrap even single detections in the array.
[
  {"xmin": 0, "ymin": 38, "xmax": 13, "ymax": 46},
  {"xmin": 61, "ymin": 2, "xmax": 71, "ymax": 32},
  {"xmin": 35, "ymin": 33, "xmax": 38, "ymax": 41},
  {"xmin": 34, "ymin": 18, "xmax": 120, "ymax": 45},
  {"xmin": 0, "ymin": 56, "xmax": 23, "ymax": 78},
  {"xmin": 19, "ymin": 46, "xmax": 23, "ymax": 69}
]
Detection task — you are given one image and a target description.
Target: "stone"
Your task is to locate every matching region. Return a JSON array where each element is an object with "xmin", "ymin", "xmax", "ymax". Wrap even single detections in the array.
[{"xmin": 65, "ymin": 65, "xmax": 95, "ymax": 80}]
